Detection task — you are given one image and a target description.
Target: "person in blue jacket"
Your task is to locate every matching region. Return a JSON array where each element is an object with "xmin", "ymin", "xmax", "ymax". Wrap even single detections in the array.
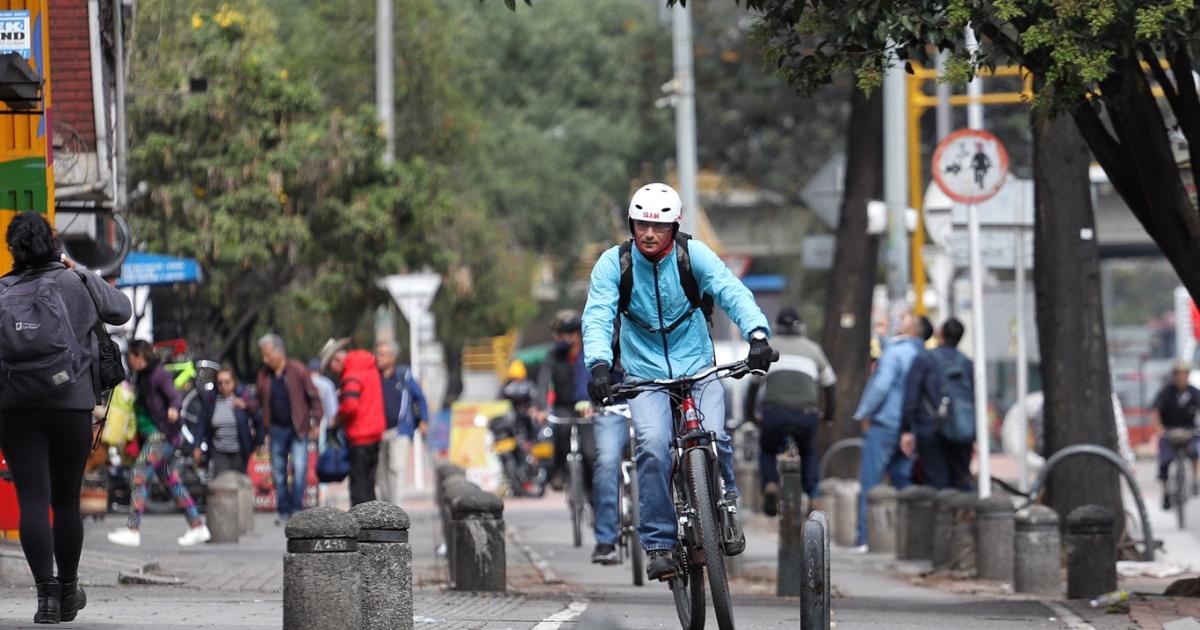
[
  {"xmin": 582, "ymin": 182, "xmax": 776, "ymax": 582},
  {"xmin": 851, "ymin": 312, "xmax": 923, "ymax": 549},
  {"xmin": 194, "ymin": 369, "xmax": 263, "ymax": 478}
]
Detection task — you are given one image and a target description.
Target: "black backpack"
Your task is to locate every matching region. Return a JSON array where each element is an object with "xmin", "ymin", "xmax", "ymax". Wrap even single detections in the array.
[
  {"xmin": 78, "ymin": 272, "xmax": 126, "ymax": 396},
  {"xmin": 616, "ymin": 232, "xmax": 714, "ymax": 334},
  {"xmin": 0, "ymin": 269, "xmax": 84, "ymax": 402}
]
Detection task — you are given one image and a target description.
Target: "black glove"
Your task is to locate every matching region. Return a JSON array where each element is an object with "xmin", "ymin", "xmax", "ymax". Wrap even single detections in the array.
[
  {"xmin": 747, "ymin": 338, "xmax": 776, "ymax": 373},
  {"xmin": 588, "ymin": 364, "xmax": 613, "ymax": 406}
]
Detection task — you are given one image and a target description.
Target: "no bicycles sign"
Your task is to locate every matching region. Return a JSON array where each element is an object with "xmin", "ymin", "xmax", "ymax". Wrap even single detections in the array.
[{"xmin": 931, "ymin": 128, "xmax": 1010, "ymax": 205}]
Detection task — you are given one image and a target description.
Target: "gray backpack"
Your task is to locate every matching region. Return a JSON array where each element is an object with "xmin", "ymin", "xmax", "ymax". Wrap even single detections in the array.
[{"xmin": 0, "ymin": 270, "xmax": 84, "ymax": 402}]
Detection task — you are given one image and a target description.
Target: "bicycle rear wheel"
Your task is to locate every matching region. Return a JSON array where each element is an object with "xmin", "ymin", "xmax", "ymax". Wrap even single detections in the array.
[
  {"xmin": 687, "ymin": 449, "xmax": 734, "ymax": 630},
  {"xmin": 627, "ymin": 473, "xmax": 645, "ymax": 586},
  {"xmin": 671, "ymin": 558, "xmax": 706, "ymax": 630},
  {"xmin": 568, "ymin": 457, "xmax": 584, "ymax": 547}
]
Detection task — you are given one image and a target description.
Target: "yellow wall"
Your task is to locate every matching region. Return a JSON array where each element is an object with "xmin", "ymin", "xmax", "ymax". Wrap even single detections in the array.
[{"xmin": 0, "ymin": 0, "xmax": 54, "ymax": 273}]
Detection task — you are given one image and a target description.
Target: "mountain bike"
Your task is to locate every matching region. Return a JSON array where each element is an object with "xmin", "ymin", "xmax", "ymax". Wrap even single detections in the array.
[
  {"xmin": 1164, "ymin": 427, "xmax": 1199, "ymax": 529},
  {"xmin": 613, "ymin": 358, "xmax": 774, "ymax": 630},
  {"xmin": 549, "ymin": 414, "xmax": 593, "ymax": 548}
]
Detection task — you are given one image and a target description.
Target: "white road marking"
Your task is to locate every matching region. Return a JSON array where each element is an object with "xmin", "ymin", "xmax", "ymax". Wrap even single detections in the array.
[
  {"xmin": 1043, "ymin": 601, "xmax": 1097, "ymax": 630},
  {"xmin": 531, "ymin": 600, "xmax": 589, "ymax": 630}
]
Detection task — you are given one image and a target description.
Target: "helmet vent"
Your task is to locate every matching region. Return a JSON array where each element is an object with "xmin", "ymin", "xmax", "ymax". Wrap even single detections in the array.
[
  {"xmin": 662, "ymin": 208, "xmax": 670, "ymax": 213},
  {"xmin": 635, "ymin": 204, "xmax": 643, "ymax": 210}
]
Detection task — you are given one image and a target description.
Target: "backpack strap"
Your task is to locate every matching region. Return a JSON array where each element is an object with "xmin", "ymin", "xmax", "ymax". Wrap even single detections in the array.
[
  {"xmin": 617, "ymin": 240, "xmax": 634, "ymax": 317},
  {"xmin": 674, "ymin": 232, "xmax": 715, "ymax": 327}
]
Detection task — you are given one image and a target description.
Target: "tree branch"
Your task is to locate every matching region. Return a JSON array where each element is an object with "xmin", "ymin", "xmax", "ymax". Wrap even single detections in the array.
[
  {"xmin": 1141, "ymin": 46, "xmax": 1181, "ymax": 114},
  {"xmin": 1072, "ymin": 100, "xmax": 1153, "ymax": 225},
  {"xmin": 1168, "ymin": 46, "xmax": 1200, "ymax": 208}
]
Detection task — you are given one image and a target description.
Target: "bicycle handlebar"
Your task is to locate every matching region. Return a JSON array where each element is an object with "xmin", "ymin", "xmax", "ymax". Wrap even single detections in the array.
[{"xmin": 612, "ymin": 359, "xmax": 762, "ymax": 398}]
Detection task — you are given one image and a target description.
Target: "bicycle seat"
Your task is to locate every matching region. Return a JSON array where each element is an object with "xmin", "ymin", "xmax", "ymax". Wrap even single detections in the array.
[{"xmin": 1165, "ymin": 428, "xmax": 1196, "ymax": 448}]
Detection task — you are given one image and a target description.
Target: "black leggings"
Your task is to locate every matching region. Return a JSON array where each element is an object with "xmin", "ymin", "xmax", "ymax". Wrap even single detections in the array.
[{"xmin": 0, "ymin": 408, "xmax": 93, "ymax": 582}]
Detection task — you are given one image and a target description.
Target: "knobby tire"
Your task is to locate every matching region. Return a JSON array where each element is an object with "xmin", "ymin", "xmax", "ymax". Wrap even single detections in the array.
[
  {"xmin": 629, "ymin": 475, "xmax": 645, "ymax": 586},
  {"xmin": 687, "ymin": 448, "xmax": 734, "ymax": 630}
]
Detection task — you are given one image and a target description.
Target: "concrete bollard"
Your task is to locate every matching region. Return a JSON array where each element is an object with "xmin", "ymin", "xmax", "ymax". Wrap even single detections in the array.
[
  {"xmin": 814, "ymin": 478, "xmax": 841, "ymax": 526},
  {"xmin": 235, "ymin": 472, "xmax": 254, "ymax": 535},
  {"xmin": 899, "ymin": 486, "xmax": 935, "ymax": 561},
  {"xmin": 949, "ymin": 492, "xmax": 978, "ymax": 572},
  {"xmin": 449, "ymin": 490, "xmax": 506, "ymax": 591},
  {"xmin": 975, "ymin": 495, "xmax": 1015, "ymax": 581},
  {"xmin": 207, "ymin": 471, "xmax": 241, "ymax": 543},
  {"xmin": 800, "ymin": 511, "xmax": 830, "ymax": 630},
  {"xmin": 1014, "ymin": 504, "xmax": 1061, "ymax": 595},
  {"xmin": 350, "ymin": 501, "xmax": 413, "ymax": 630},
  {"xmin": 867, "ymin": 485, "xmax": 898, "ymax": 554},
  {"xmin": 1065, "ymin": 504, "xmax": 1117, "ymax": 600},
  {"xmin": 931, "ymin": 489, "xmax": 961, "ymax": 568},
  {"xmin": 735, "ymin": 423, "xmax": 761, "ymax": 513},
  {"xmin": 440, "ymin": 477, "xmax": 476, "ymax": 585},
  {"xmin": 832, "ymin": 480, "xmax": 860, "ymax": 547},
  {"xmin": 283, "ymin": 507, "xmax": 362, "ymax": 630},
  {"xmin": 777, "ymin": 458, "xmax": 805, "ymax": 597}
]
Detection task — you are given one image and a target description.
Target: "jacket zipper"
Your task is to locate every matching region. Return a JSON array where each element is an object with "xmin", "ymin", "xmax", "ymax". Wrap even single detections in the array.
[{"xmin": 652, "ymin": 260, "xmax": 673, "ymax": 378}]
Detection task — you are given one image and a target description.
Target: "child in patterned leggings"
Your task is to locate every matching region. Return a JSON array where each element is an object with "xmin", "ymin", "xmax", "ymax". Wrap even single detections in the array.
[{"xmin": 107, "ymin": 432, "xmax": 211, "ymax": 547}]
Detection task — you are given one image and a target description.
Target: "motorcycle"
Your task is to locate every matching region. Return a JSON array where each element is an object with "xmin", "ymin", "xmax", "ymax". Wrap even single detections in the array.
[{"xmin": 490, "ymin": 409, "xmax": 551, "ymax": 498}]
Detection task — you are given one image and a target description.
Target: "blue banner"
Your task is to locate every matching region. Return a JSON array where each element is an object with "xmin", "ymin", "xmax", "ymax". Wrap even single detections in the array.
[{"xmin": 116, "ymin": 252, "xmax": 203, "ymax": 287}]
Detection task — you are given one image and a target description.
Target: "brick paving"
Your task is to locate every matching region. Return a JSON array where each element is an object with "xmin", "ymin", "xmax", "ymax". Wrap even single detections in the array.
[{"xmin": 1129, "ymin": 600, "xmax": 1200, "ymax": 630}]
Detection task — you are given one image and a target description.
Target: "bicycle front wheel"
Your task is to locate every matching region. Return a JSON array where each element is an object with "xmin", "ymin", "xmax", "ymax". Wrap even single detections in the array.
[
  {"xmin": 1175, "ymin": 455, "xmax": 1187, "ymax": 529},
  {"xmin": 568, "ymin": 457, "xmax": 584, "ymax": 547},
  {"xmin": 687, "ymin": 449, "xmax": 734, "ymax": 630},
  {"xmin": 671, "ymin": 560, "xmax": 706, "ymax": 630}
]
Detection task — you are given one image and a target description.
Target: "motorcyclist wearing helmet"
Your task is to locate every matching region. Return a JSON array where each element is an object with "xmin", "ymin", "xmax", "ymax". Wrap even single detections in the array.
[
  {"xmin": 582, "ymin": 183, "xmax": 775, "ymax": 581},
  {"xmin": 744, "ymin": 308, "xmax": 836, "ymax": 516}
]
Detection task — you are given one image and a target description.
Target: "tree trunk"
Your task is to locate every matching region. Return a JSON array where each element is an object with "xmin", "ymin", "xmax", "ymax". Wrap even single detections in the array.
[
  {"xmin": 819, "ymin": 88, "xmax": 883, "ymax": 477},
  {"xmin": 442, "ymin": 338, "xmax": 464, "ymax": 408},
  {"xmin": 1033, "ymin": 110, "xmax": 1122, "ymax": 524}
]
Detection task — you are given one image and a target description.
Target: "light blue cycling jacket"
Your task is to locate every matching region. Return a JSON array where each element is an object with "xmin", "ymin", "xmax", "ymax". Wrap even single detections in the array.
[{"xmin": 582, "ymin": 238, "xmax": 770, "ymax": 380}]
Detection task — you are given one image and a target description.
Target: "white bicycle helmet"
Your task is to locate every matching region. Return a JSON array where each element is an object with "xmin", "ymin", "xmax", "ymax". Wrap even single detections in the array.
[{"xmin": 628, "ymin": 183, "xmax": 683, "ymax": 224}]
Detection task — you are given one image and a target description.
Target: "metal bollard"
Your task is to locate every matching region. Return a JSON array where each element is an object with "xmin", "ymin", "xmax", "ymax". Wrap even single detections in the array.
[
  {"xmin": 283, "ymin": 507, "xmax": 362, "ymax": 630},
  {"xmin": 1065, "ymin": 504, "xmax": 1116, "ymax": 600},
  {"xmin": 949, "ymin": 492, "xmax": 978, "ymax": 572},
  {"xmin": 867, "ymin": 485, "xmax": 897, "ymax": 554},
  {"xmin": 1013, "ymin": 504, "xmax": 1061, "ymax": 595},
  {"xmin": 900, "ymin": 486, "xmax": 935, "ymax": 561},
  {"xmin": 832, "ymin": 480, "xmax": 860, "ymax": 547},
  {"xmin": 800, "ymin": 511, "xmax": 830, "ymax": 630},
  {"xmin": 975, "ymin": 495, "xmax": 1015, "ymax": 580},
  {"xmin": 235, "ymin": 472, "xmax": 254, "ymax": 535},
  {"xmin": 351, "ymin": 501, "xmax": 413, "ymax": 630},
  {"xmin": 207, "ymin": 471, "xmax": 241, "ymax": 543},
  {"xmin": 449, "ymin": 490, "xmax": 506, "ymax": 591},
  {"xmin": 931, "ymin": 489, "xmax": 960, "ymax": 568},
  {"xmin": 777, "ymin": 458, "xmax": 805, "ymax": 596}
]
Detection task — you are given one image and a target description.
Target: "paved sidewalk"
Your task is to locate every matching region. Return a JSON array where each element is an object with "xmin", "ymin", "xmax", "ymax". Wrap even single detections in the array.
[{"xmin": 0, "ymin": 501, "xmax": 574, "ymax": 629}]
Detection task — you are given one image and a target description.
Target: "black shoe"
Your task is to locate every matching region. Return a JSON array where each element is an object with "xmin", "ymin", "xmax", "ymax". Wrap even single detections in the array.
[
  {"xmin": 1163, "ymin": 494, "xmax": 1173, "ymax": 511},
  {"xmin": 57, "ymin": 577, "xmax": 86, "ymax": 622},
  {"xmin": 591, "ymin": 543, "xmax": 618, "ymax": 565},
  {"xmin": 722, "ymin": 491, "xmax": 746, "ymax": 556},
  {"xmin": 34, "ymin": 579, "xmax": 60, "ymax": 624},
  {"xmin": 647, "ymin": 550, "xmax": 678, "ymax": 581},
  {"xmin": 762, "ymin": 482, "xmax": 780, "ymax": 517},
  {"xmin": 550, "ymin": 470, "xmax": 565, "ymax": 492}
]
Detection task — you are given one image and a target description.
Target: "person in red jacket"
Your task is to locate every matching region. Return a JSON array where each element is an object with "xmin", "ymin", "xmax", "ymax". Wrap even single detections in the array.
[{"xmin": 336, "ymin": 348, "xmax": 386, "ymax": 505}]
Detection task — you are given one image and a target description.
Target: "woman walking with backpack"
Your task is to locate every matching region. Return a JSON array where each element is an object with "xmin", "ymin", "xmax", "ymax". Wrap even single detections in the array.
[
  {"xmin": 107, "ymin": 340, "xmax": 211, "ymax": 548},
  {"xmin": 0, "ymin": 212, "xmax": 131, "ymax": 624}
]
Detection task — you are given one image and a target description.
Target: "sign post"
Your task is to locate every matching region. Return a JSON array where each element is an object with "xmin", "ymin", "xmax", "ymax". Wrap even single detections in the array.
[
  {"xmin": 377, "ymin": 273, "xmax": 441, "ymax": 493},
  {"xmin": 932, "ymin": 128, "xmax": 1009, "ymax": 499}
]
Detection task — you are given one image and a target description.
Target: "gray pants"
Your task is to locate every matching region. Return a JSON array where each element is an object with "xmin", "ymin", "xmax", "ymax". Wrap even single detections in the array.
[{"xmin": 209, "ymin": 450, "xmax": 246, "ymax": 478}]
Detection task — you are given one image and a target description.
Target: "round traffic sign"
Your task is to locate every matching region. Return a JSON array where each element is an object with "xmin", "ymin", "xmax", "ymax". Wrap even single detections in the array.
[{"xmin": 931, "ymin": 128, "xmax": 1010, "ymax": 204}]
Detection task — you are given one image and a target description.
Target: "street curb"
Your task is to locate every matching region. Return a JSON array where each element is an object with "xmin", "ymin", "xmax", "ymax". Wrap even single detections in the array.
[
  {"xmin": 1042, "ymin": 601, "xmax": 1098, "ymax": 630},
  {"xmin": 508, "ymin": 527, "xmax": 563, "ymax": 585}
]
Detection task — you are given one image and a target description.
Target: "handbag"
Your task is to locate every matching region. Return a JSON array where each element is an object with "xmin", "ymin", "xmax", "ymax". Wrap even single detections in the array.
[{"xmin": 316, "ymin": 428, "xmax": 351, "ymax": 482}]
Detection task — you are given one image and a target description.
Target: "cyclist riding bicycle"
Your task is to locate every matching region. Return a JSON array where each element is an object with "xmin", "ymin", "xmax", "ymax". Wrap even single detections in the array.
[
  {"xmin": 583, "ymin": 183, "xmax": 775, "ymax": 581},
  {"xmin": 539, "ymin": 311, "xmax": 598, "ymax": 494},
  {"xmin": 1152, "ymin": 360, "xmax": 1200, "ymax": 509}
]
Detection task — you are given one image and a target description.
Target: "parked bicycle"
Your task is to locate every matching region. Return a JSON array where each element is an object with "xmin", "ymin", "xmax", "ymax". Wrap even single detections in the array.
[{"xmin": 613, "ymin": 358, "xmax": 772, "ymax": 630}]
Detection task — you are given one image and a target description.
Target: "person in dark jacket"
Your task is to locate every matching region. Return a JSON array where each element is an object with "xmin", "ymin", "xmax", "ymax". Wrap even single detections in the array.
[
  {"xmin": 108, "ymin": 340, "xmax": 211, "ymax": 549},
  {"xmin": 0, "ymin": 212, "xmax": 131, "ymax": 624},
  {"xmin": 538, "ymin": 311, "xmax": 597, "ymax": 493},
  {"xmin": 194, "ymin": 369, "xmax": 262, "ymax": 477},
  {"xmin": 336, "ymin": 348, "xmax": 385, "ymax": 505},
  {"xmin": 375, "ymin": 340, "xmax": 428, "ymax": 505},
  {"xmin": 256, "ymin": 333, "xmax": 324, "ymax": 525},
  {"xmin": 900, "ymin": 318, "xmax": 975, "ymax": 491}
]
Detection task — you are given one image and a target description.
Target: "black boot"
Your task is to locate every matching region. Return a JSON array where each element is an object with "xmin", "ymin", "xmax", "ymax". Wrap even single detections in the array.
[
  {"xmin": 34, "ymin": 578, "xmax": 60, "ymax": 624},
  {"xmin": 58, "ymin": 577, "xmax": 86, "ymax": 622}
]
